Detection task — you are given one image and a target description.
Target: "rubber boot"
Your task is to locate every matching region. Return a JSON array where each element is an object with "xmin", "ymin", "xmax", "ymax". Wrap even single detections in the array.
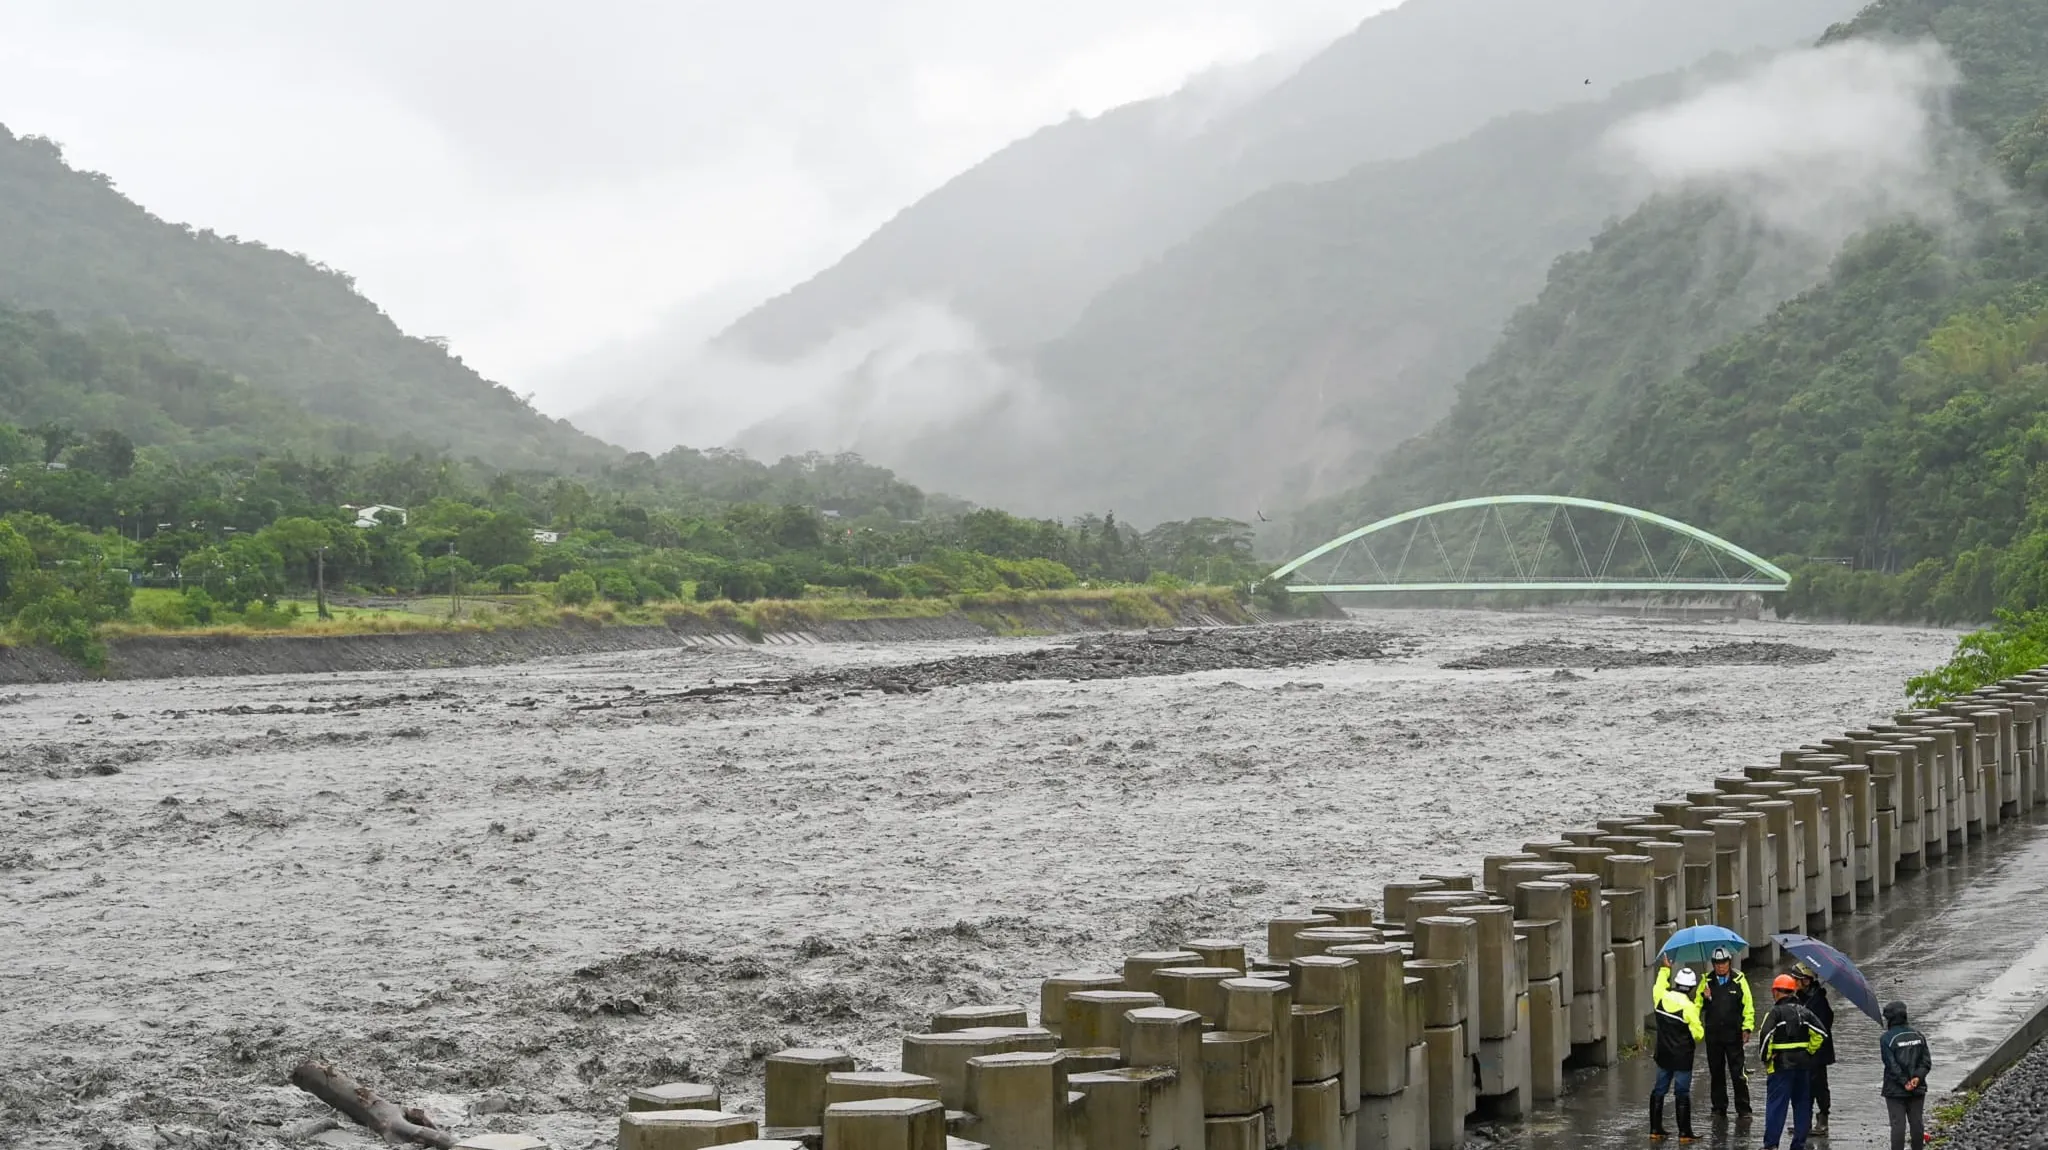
[
  {"xmin": 1676, "ymin": 1095, "xmax": 1696, "ymax": 1142},
  {"xmin": 1649, "ymin": 1094, "xmax": 1667, "ymax": 1139}
]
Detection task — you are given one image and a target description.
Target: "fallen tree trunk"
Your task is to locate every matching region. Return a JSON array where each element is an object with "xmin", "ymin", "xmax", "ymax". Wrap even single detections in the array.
[{"xmin": 289, "ymin": 1059, "xmax": 458, "ymax": 1148}]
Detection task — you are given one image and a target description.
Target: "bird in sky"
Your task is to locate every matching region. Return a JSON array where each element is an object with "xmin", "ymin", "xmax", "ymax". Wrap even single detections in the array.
[{"xmin": 1256, "ymin": 510, "xmax": 1271, "ymax": 522}]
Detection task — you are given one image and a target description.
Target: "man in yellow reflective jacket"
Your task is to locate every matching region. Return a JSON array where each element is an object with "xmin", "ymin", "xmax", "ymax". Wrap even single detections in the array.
[
  {"xmin": 1758, "ymin": 973, "xmax": 1829, "ymax": 1150},
  {"xmin": 1652, "ymin": 957, "xmax": 1707, "ymax": 1141}
]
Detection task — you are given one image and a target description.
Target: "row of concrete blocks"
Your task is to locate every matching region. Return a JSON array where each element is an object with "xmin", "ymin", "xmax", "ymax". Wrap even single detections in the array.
[{"xmin": 601, "ymin": 669, "xmax": 2048, "ymax": 1150}]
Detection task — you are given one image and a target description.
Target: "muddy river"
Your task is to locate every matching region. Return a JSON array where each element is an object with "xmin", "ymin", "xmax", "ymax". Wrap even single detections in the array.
[{"xmin": 0, "ymin": 610, "xmax": 1963, "ymax": 1149}]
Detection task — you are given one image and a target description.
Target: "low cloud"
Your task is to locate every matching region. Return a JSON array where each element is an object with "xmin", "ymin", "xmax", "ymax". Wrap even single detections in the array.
[
  {"xmin": 579, "ymin": 302, "xmax": 1062, "ymax": 482},
  {"xmin": 1605, "ymin": 40, "xmax": 1970, "ymax": 249}
]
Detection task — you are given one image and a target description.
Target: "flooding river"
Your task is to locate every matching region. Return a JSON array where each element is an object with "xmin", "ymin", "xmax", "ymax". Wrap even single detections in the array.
[{"xmin": 0, "ymin": 610, "xmax": 1967, "ymax": 1148}]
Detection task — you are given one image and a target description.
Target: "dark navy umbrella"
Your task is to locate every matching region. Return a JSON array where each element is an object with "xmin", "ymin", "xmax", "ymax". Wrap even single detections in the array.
[{"xmin": 1773, "ymin": 932, "xmax": 1883, "ymax": 1022}]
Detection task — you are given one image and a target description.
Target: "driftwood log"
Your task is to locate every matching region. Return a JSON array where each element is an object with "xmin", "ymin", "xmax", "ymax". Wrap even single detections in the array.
[{"xmin": 289, "ymin": 1059, "xmax": 458, "ymax": 1148}]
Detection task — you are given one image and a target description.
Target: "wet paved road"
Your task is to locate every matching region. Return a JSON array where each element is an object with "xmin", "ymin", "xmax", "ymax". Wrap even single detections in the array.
[{"xmin": 1488, "ymin": 810, "xmax": 2048, "ymax": 1148}]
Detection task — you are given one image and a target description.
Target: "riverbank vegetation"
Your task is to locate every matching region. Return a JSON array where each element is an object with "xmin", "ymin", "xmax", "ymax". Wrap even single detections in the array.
[{"xmin": 0, "ymin": 393, "xmax": 1272, "ymax": 665}]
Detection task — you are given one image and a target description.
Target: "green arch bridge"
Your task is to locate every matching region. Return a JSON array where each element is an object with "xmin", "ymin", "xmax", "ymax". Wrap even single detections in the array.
[{"xmin": 1267, "ymin": 495, "xmax": 1791, "ymax": 595}]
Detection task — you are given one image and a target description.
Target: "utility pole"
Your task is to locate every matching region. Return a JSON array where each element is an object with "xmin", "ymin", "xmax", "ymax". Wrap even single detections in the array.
[
  {"xmin": 448, "ymin": 541, "xmax": 460, "ymax": 620},
  {"xmin": 315, "ymin": 546, "xmax": 330, "ymax": 620}
]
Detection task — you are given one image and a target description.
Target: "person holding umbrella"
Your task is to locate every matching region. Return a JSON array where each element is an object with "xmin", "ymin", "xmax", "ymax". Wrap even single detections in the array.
[
  {"xmin": 1879, "ymin": 1000, "xmax": 1933, "ymax": 1150},
  {"xmin": 1652, "ymin": 955, "xmax": 1706, "ymax": 1141},
  {"xmin": 1759, "ymin": 974, "xmax": 1828, "ymax": 1150},
  {"xmin": 1695, "ymin": 946, "xmax": 1755, "ymax": 1117},
  {"xmin": 1792, "ymin": 961, "xmax": 1838, "ymax": 1134}
]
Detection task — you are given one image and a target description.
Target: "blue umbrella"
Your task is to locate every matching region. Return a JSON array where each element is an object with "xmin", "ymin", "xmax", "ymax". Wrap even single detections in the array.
[
  {"xmin": 1773, "ymin": 932, "xmax": 1883, "ymax": 1022},
  {"xmin": 1659, "ymin": 924, "xmax": 1749, "ymax": 964}
]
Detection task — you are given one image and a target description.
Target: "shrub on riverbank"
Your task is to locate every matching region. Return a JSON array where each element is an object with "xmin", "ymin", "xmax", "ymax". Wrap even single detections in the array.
[{"xmin": 1908, "ymin": 608, "xmax": 2048, "ymax": 703}]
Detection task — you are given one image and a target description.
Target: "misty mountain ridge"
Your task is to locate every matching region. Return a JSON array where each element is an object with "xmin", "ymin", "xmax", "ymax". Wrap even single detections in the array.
[
  {"xmin": 1291, "ymin": 0, "xmax": 2048, "ymax": 594},
  {"xmin": 575, "ymin": 0, "xmax": 1869, "ymax": 521},
  {"xmin": 0, "ymin": 125, "xmax": 618, "ymax": 473}
]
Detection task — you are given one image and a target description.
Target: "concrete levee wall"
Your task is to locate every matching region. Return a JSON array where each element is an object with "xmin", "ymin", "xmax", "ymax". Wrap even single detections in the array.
[{"xmin": 589, "ymin": 670, "xmax": 2048, "ymax": 1150}]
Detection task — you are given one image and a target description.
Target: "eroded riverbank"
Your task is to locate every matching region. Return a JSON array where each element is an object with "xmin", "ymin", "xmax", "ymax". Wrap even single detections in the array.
[{"xmin": 0, "ymin": 611, "xmax": 1963, "ymax": 1148}]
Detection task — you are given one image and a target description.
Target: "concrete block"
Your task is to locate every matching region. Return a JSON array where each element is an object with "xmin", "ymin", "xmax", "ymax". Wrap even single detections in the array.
[
  {"xmin": 1038, "ymin": 973, "xmax": 1122, "ymax": 1040},
  {"xmin": 1121, "ymin": 1007, "xmax": 1205, "ymax": 1149},
  {"xmin": 1068, "ymin": 1068, "xmax": 1179, "ymax": 1150},
  {"xmin": 964, "ymin": 1051, "xmax": 1067, "ymax": 1150},
  {"xmin": 1062, "ymin": 991, "xmax": 1163, "ymax": 1050},
  {"xmin": 932, "ymin": 1007, "xmax": 1028, "ymax": 1034},
  {"xmin": 1290, "ymin": 955, "xmax": 1361, "ymax": 1105},
  {"xmin": 1475, "ymin": 992, "xmax": 1532, "ymax": 1119},
  {"xmin": 1448, "ymin": 903, "xmax": 1518, "ymax": 1041},
  {"xmin": 1196, "ymin": 1031, "xmax": 1272, "ymax": 1128},
  {"xmin": 1201, "ymin": 1113, "xmax": 1263, "ymax": 1150},
  {"xmin": 902, "ymin": 1029, "xmax": 1057, "ymax": 1110},
  {"xmin": 620, "ymin": 1110, "xmax": 760, "ymax": 1150},
  {"xmin": 1185, "ymin": 939, "xmax": 1248, "ymax": 972},
  {"xmin": 630, "ymin": 1083, "xmax": 721, "ymax": 1113},
  {"xmin": 1290, "ymin": 927, "xmax": 1381, "ymax": 957},
  {"xmin": 1291, "ymin": 1005, "xmax": 1344, "ymax": 1083},
  {"xmin": 452, "ymin": 1137, "xmax": 552, "ymax": 1150},
  {"xmin": 1611, "ymin": 938, "xmax": 1648, "ymax": 1045},
  {"xmin": 827, "ymin": 1073, "xmax": 942, "ymax": 1107},
  {"xmin": 1404, "ymin": 958, "xmax": 1466, "ymax": 1032},
  {"xmin": 1516, "ymin": 917, "xmax": 1566, "ymax": 986},
  {"xmin": 767, "ymin": 1049, "xmax": 858, "ymax": 1130},
  {"xmin": 1266, "ymin": 916, "xmax": 1337, "ymax": 963},
  {"xmin": 1380, "ymin": 882, "xmax": 1445, "ymax": 926},
  {"xmin": 1220, "ymin": 977, "xmax": 1292, "ymax": 1145},
  {"xmin": 1482, "ymin": 853, "xmax": 1540, "ymax": 894},
  {"xmin": 1332, "ymin": 943, "xmax": 1408, "ymax": 1098},
  {"xmin": 1354, "ymin": 1086, "xmax": 1425, "ymax": 1150},
  {"xmin": 1311, "ymin": 902, "xmax": 1376, "ymax": 928},
  {"xmin": 1289, "ymin": 1077, "xmax": 1344, "ymax": 1150},
  {"xmin": 1527, "ymin": 976, "xmax": 1567, "ymax": 1102},
  {"xmin": 1603, "ymin": 887, "xmax": 1649, "ymax": 945},
  {"xmin": 1422, "ymin": 1027, "xmax": 1466, "ymax": 1149},
  {"xmin": 1154, "ymin": 967, "xmax": 1240, "ymax": 1026},
  {"xmin": 1412, "ymin": 915, "xmax": 1479, "ymax": 1051},
  {"xmin": 1123, "ymin": 951, "xmax": 1204, "ymax": 995},
  {"xmin": 1053, "ymin": 1049, "xmax": 1121, "ymax": 1075}
]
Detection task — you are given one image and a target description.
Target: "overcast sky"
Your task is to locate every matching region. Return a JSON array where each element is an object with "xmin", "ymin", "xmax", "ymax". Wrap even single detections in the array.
[{"xmin": 0, "ymin": 0, "xmax": 1389, "ymax": 414}]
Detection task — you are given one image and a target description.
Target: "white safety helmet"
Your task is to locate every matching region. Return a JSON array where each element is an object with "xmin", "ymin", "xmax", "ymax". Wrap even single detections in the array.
[
  {"xmin": 1674, "ymin": 967, "xmax": 1701, "ymax": 991},
  {"xmin": 1710, "ymin": 947, "xmax": 1733, "ymax": 964}
]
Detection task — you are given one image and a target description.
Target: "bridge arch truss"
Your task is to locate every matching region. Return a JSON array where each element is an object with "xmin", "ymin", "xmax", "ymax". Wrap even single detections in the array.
[{"xmin": 1268, "ymin": 495, "xmax": 1791, "ymax": 594}]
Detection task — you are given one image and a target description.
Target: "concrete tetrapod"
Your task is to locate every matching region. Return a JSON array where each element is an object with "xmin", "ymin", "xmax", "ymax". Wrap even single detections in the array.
[
  {"xmin": 619, "ymin": 1110, "xmax": 761, "ymax": 1150},
  {"xmin": 964, "ymin": 1051, "xmax": 1067, "ymax": 1150},
  {"xmin": 1121, "ymin": 1007, "xmax": 1205, "ymax": 1150},
  {"xmin": 765, "ymin": 1048, "xmax": 856, "ymax": 1132},
  {"xmin": 1036, "ymin": 973, "xmax": 1121, "ymax": 1042},
  {"xmin": 1221, "ymin": 976, "xmax": 1294, "ymax": 1145},
  {"xmin": 628, "ymin": 1083, "xmax": 721, "ymax": 1113},
  {"xmin": 822, "ymin": 1098, "xmax": 947, "ymax": 1150}
]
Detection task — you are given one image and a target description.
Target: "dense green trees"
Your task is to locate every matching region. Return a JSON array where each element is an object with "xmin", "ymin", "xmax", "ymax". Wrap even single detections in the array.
[{"xmin": 1292, "ymin": 0, "xmax": 2048, "ymax": 626}]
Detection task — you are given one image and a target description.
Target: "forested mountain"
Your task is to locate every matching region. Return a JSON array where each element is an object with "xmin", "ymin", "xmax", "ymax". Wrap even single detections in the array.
[
  {"xmin": 0, "ymin": 302, "xmax": 382, "ymax": 460},
  {"xmin": 713, "ymin": 0, "xmax": 1866, "ymax": 364},
  {"xmin": 0, "ymin": 126, "xmax": 618, "ymax": 472},
  {"xmin": 1296, "ymin": 0, "xmax": 2048, "ymax": 622}
]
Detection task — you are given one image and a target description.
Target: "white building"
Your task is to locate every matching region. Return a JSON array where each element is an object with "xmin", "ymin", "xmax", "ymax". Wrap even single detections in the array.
[{"xmin": 347, "ymin": 504, "xmax": 408, "ymax": 529}]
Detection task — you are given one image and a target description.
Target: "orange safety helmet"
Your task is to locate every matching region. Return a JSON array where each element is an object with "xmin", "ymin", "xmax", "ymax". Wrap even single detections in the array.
[{"xmin": 1772, "ymin": 974, "xmax": 1800, "ymax": 994}]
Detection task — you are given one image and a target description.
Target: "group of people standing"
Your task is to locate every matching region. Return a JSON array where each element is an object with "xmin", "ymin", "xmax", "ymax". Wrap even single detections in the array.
[{"xmin": 1649, "ymin": 949, "xmax": 1932, "ymax": 1149}]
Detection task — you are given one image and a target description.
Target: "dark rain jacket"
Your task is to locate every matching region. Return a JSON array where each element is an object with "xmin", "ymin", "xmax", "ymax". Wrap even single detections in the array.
[
  {"xmin": 1880, "ymin": 1003, "xmax": 1932, "ymax": 1099},
  {"xmin": 1696, "ymin": 969, "xmax": 1755, "ymax": 1041},
  {"xmin": 1653, "ymin": 967, "xmax": 1706, "ymax": 1072},
  {"xmin": 1759, "ymin": 997, "xmax": 1827, "ymax": 1074},
  {"xmin": 1800, "ymin": 983, "xmax": 1837, "ymax": 1065}
]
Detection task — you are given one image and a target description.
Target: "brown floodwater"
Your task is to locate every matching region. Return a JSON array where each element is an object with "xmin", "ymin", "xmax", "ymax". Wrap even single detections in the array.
[{"xmin": 0, "ymin": 610, "xmax": 1964, "ymax": 1148}]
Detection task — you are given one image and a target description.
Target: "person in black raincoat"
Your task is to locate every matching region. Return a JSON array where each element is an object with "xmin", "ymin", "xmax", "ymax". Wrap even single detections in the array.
[
  {"xmin": 1792, "ymin": 961, "xmax": 1836, "ymax": 1135},
  {"xmin": 1879, "ymin": 999, "xmax": 1933, "ymax": 1150}
]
